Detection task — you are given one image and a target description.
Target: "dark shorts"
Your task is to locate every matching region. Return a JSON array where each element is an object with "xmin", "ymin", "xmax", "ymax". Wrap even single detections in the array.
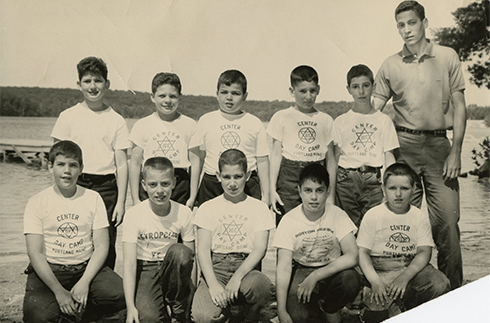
[{"xmin": 196, "ymin": 170, "xmax": 261, "ymax": 206}]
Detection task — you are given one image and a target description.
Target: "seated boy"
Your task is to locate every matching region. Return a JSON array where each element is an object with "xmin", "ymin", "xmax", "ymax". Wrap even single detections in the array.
[
  {"xmin": 192, "ymin": 149, "xmax": 274, "ymax": 323},
  {"xmin": 357, "ymin": 163, "xmax": 450, "ymax": 323},
  {"xmin": 123, "ymin": 157, "xmax": 196, "ymax": 323},
  {"xmin": 189, "ymin": 70, "xmax": 270, "ymax": 207},
  {"xmin": 129, "ymin": 72, "xmax": 199, "ymax": 208},
  {"xmin": 267, "ymin": 65, "xmax": 337, "ymax": 223},
  {"xmin": 23, "ymin": 141, "xmax": 125, "ymax": 323},
  {"xmin": 51, "ymin": 56, "xmax": 131, "ymax": 269},
  {"xmin": 334, "ymin": 64, "xmax": 398, "ymax": 227},
  {"xmin": 274, "ymin": 163, "xmax": 361, "ymax": 323}
]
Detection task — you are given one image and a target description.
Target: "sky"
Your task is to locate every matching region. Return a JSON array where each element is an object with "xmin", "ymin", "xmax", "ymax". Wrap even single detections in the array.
[{"xmin": 1, "ymin": 0, "xmax": 488, "ymax": 106}]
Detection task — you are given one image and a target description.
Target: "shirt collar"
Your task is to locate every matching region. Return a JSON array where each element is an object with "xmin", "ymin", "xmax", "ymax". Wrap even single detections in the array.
[{"xmin": 401, "ymin": 39, "xmax": 434, "ymax": 59}]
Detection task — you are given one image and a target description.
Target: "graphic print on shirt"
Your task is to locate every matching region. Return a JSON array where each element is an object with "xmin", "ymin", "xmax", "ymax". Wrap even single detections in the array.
[
  {"xmin": 220, "ymin": 124, "xmax": 242, "ymax": 149},
  {"xmin": 215, "ymin": 213, "xmax": 249, "ymax": 251},
  {"xmin": 383, "ymin": 224, "xmax": 416, "ymax": 258},
  {"xmin": 53, "ymin": 213, "xmax": 85, "ymax": 255},
  {"xmin": 350, "ymin": 123, "xmax": 378, "ymax": 153},
  {"xmin": 150, "ymin": 131, "xmax": 181, "ymax": 161},
  {"xmin": 294, "ymin": 121, "xmax": 323, "ymax": 159},
  {"xmin": 295, "ymin": 227, "xmax": 341, "ymax": 265},
  {"xmin": 138, "ymin": 229, "xmax": 180, "ymax": 259}
]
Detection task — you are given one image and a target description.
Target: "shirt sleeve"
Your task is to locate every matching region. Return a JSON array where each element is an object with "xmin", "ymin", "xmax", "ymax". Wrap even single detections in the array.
[
  {"xmin": 324, "ymin": 114, "xmax": 336, "ymax": 147},
  {"xmin": 113, "ymin": 116, "xmax": 131, "ymax": 150},
  {"xmin": 193, "ymin": 203, "xmax": 213, "ymax": 231},
  {"xmin": 356, "ymin": 210, "xmax": 376, "ymax": 250},
  {"xmin": 448, "ymin": 48, "xmax": 465, "ymax": 93},
  {"xmin": 373, "ymin": 60, "xmax": 393, "ymax": 103},
  {"xmin": 333, "ymin": 207, "xmax": 357, "ymax": 241},
  {"xmin": 266, "ymin": 112, "xmax": 283, "ymax": 142},
  {"xmin": 272, "ymin": 217, "xmax": 295, "ymax": 251},
  {"xmin": 23, "ymin": 195, "xmax": 43, "ymax": 235},
  {"xmin": 180, "ymin": 207, "xmax": 196, "ymax": 242},
  {"xmin": 122, "ymin": 210, "xmax": 139, "ymax": 243},
  {"xmin": 416, "ymin": 212, "xmax": 435, "ymax": 248},
  {"xmin": 255, "ymin": 121, "xmax": 270, "ymax": 157},
  {"xmin": 189, "ymin": 118, "xmax": 205, "ymax": 149},
  {"xmin": 383, "ymin": 116, "xmax": 400, "ymax": 152},
  {"xmin": 50, "ymin": 111, "xmax": 70, "ymax": 141},
  {"xmin": 129, "ymin": 119, "xmax": 146, "ymax": 149},
  {"xmin": 92, "ymin": 193, "xmax": 109, "ymax": 230}
]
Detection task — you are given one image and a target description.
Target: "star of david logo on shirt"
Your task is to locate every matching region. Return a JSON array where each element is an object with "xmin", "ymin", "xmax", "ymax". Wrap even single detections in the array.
[
  {"xmin": 389, "ymin": 232, "xmax": 410, "ymax": 243},
  {"xmin": 354, "ymin": 128, "xmax": 374, "ymax": 147},
  {"xmin": 298, "ymin": 127, "xmax": 316, "ymax": 144},
  {"xmin": 222, "ymin": 220, "xmax": 243, "ymax": 241},
  {"xmin": 221, "ymin": 131, "xmax": 241, "ymax": 149},
  {"xmin": 57, "ymin": 222, "xmax": 78, "ymax": 239},
  {"xmin": 156, "ymin": 136, "xmax": 176, "ymax": 155}
]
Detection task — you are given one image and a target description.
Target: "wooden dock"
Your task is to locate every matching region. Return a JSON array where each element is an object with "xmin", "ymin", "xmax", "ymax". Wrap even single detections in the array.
[{"xmin": 0, "ymin": 138, "xmax": 52, "ymax": 167}]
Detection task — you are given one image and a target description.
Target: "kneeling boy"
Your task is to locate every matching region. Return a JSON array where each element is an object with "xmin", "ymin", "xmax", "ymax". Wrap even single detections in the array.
[
  {"xmin": 123, "ymin": 157, "xmax": 196, "ymax": 323},
  {"xmin": 192, "ymin": 149, "xmax": 274, "ymax": 323},
  {"xmin": 23, "ymin": 141, "xmax": 125, "ymax": 323},
  {"xmin": 274, "ymin": 163, "xmax": 361, "ymax": 323},
  {"xmin": 357, "ymin": 163, "xmax": 450, "ymax": 323}
]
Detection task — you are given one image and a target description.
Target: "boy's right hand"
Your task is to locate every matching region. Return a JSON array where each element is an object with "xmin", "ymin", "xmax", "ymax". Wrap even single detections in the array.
[
  {"xmin": 126, "ymin": 306, "xmax": 140, "ymax": 323},
  {"xmin": 209, "ymin": 283, "xmax": 228, "ymax": 309},
  {"xmin": 55, "ymin": 288, "xmax": 78, "ymax": 315},
  {"xmin": 278, "ymin": 308, "xmax": 294, "ymax": 323},
  {"xmin": 369, "ymin": 280, "xmax": 390, "ymax": 306},
  {"xmin": 270, "ymin": 191, "xmax": 284, "ymax": 214}
]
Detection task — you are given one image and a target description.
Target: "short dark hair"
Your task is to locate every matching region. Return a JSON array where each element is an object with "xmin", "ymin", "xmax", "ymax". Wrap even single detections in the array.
[
  {"xmin": 151, "ymin": 72, "xmax": 182, "ymax": 94},
  {"xmin": 142, "ymin": 157, "xmax": 174, "ymax": 178},
  {"xmin": 49, "ymin": 140, "xmax": 83, "ymax": 166},
  {"xmin": 218, "ymin": 149, "xmax": 247, "ymax": 173},
  {"xmin": 217, "ymin": 70, "xmax": 247, "ymax": 93},
  {"xmin": 77, "ymin": 57, "xmax": 108, "ymax": 81},
  {"xmin": 395, "ymin": 1, "xmax": 425, "ymax": 20},
  {"xmin": 383, "ymin": 163, "xmax": 418, "ymax": 186},
  {"xmin": 290, "ymin": 65, "xmax": 319, "ymax": 87},
  {"xmin": 299, "ymin": 163, "xmax": 329, "ymax": 188},
  {"xmin": 347, "ymin": 64, "xmax": 374, "ymax": 86}
]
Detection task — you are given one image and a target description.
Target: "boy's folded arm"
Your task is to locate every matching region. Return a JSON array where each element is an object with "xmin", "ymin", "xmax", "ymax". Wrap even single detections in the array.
[
  {"xmin": 256, "ymin": 156, "xmax": 270, "ymax": 206},
  {"xmin": 276, "ymin": 248, "xmax": 293, "ymax": 317},
  {"xmin": 123, "ymin": 242, "xmax": 138, "ymax": 312},
  {"xmin": 113, "ymin": 149, "xmax": 128, "ymax": 225},
  {"xmin": 129, "ymin": 145, "xmax": 144, "ymax": 205},
  {"xmin": 396, "ymin": 246, "xmax": 432, "ymax": 282},
  {"xmin": 310, "ymin": 232, "xmax": 358, "ymax": 281}
]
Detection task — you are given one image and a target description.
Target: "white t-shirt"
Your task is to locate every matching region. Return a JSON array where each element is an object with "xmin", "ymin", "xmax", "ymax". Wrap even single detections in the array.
[
  {"xmin": 51, "ymin": 102, "xmax": 131, "ymax": 175},
  {"xmin": 273, "ymin": 204, "xmax": 357, "ymax": 267},
  {"xmin": 122, "ymin": 200, "xmax": 195, "ymax": 261},
  {"xmin": 129, "ymin": 113, "xmax": 197, "ymax": 168},
  {"xmin": 357, "ymin": 203, "xmax": 434, "ymax": 258},
  {"xmin": 23, "ymin": 186, "xmax": 109, "ymax": 265},
  {"xmin": 334, "ymin": 110, "xmax": 399, "ymax": 168},
  {"xmin": 189, "ymin": 110, "xmax": 269, "ymax": 174},
  {"xmin": 266, "ymin": 106, "xmax": 336, "ymax": 162},
  {"xmin": 193, "ymin": 195, "xmax": 275, "ymax": 254}
]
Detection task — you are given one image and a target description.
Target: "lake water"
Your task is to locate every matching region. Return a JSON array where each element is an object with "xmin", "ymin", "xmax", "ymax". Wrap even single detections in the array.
[{"xmin": 0, "ymin": 116, "xmax": 489, "ymax": 283}]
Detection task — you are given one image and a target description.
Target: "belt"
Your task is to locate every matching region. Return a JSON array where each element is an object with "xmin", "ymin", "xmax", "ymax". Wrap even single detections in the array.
[
  {"xmin": 80, "ymin": 173, "xmax": 115, "ymax": 183},
  {"xmin": 342, "ymin": 165, "xmax": 381, "ymax": 173},
  {"xmin": 396, "ymin": 126, "xmax": 447, "ymax": 137},
  {"xmin": 281, "ymin": 157, "xmax": 325, "ymax": 168}
]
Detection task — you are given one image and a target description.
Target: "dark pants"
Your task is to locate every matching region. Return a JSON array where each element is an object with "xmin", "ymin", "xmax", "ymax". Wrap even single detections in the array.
[
  {"xmin": 286, "ymin": 262, "xmax": 361, "ymax": 322},
  {"xmin": 23, "ymin": 262, "xmax": 125, "ymax": 323},
  {"xmin": 191, "ymin": 253, "xmax": 272, "ymax": 323},
  {"xmin": 276, "ymin": 158, "xmax": 325, "ymax": 224},
  {"xmin": 196, "ymin": 170, "xmax": 261, "ymax": 206},
  {"xmin": 135, "ymin": 244, "xmax": 195, "ymax": 323},
  {"xmin": 396, "ymin": 131, "xmax": 462, "ymax": 289},
  {"xmin": 77, "ymin": 173, "xmax": 118, "ymax": 269},
  {"xmin": 335, "ymin": 166, "xmax": 383, "ymax": 228},
  {"xmin": 139, "ymin": 168, "xmax": 191, "ymax": 205}
]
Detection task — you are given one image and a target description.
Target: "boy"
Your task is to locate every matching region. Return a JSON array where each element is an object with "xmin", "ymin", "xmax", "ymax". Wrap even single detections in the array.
[
  {"xmin": 189, "ymin": 69, "xmax": 270, "ymax": 207},
  {"xmin": 267, "ymin": 65, "xmax": 337, "ymax": 223},
  {"xmin": 334, "ymin": 64, "xmax": 399, "ymax": 227},
  {"xmin": 373, "ymin": 0, "xmax": 467, "ymax": 289},
  {"xmin": 357, "ymin": 163, "xmax": 450, "ymax": 323},
  {"xmin": 129, "ymin": 72, "xmax": 199, "ymax": 208},
  {"xmin": 23, "ymin": 141, "xmax": 125, "ymax": 323},
  {"xmin": 123, "ymin": 157, "xmax": 196, "ymax": 323},
  {"xmin": 274, "ymin": 163, "xmax": 361, "ymax": 323},
  {"xmin": 192, "ymin": 149, "xmax": 274, "ymax": 323},
  {"xmin": 51, "ymin": 56, "xmax": 131, "ymax": 269}
]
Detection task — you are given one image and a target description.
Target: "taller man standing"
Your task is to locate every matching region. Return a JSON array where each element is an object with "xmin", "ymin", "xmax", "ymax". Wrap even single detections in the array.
[{"xmin": 373, "ymin": 1, "xmax": 466, "ymax": 289}]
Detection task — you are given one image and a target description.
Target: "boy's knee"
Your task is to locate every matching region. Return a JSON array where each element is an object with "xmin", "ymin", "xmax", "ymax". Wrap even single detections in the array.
[
  {"xmin": 430, "ymin": 272, "xmax": 451, "ymax": 297},
  {"xmin": 23, "ymin": 301, "xmax": 61, "ymax": 323},
  {"xmin": 167, "ymin": 243, "xmax": 194, "ymax": 265},
  {"xmin": 337, "ymin": 269, "xmax": 362, "ymax": 297},
  {"xmin": 138, "ymin": 306, "xmax": 164, "ymax": 323},
  {"xmin": 240, "ymin": 271, "xmax": 272, "ymax": 303}
]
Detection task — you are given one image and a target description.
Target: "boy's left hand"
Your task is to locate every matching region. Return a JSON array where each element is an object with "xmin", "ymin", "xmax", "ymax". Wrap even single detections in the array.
[
  {"xmin": 297, "ymin": 274, "xmax": 318, "ymax": 303},
  {"xmin": 388, "ymin": 273, "xmax": 410, "ymax": 300},
  {"xmin": 112, "ymin": 203, "xmax": 125, "ymax": 227},
  {"xmin": 225, "ymin": 275, "xmax": 242, "ymax": 301},
  {"xmin": 71, "ymin": 280, "xmax": 90, "ymax": 311}
]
